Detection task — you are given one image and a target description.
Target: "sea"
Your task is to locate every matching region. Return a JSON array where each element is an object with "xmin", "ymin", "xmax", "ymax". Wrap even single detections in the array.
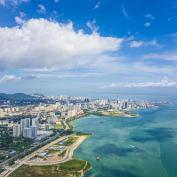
[{"xmin": 71, "ymin": 94, "xmax": 177, "ymax": 177}]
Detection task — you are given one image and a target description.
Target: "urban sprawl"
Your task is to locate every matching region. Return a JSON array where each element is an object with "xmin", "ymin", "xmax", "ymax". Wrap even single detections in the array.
[{"xmin": 0, "ymin": 94, "xmax": 159, "ymax": 177}]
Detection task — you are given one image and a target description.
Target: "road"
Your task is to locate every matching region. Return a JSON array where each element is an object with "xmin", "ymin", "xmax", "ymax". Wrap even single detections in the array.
[
  {"xmin": 0, "ymin": 132, "xmax": 61, "ymax": 168},
  {"xmin": 0, "ymin": 135, "xmax": 87, "ymax": 177},
  {"xmin": 62, "ymin": 120, "xmax": 70, "ymax": 130},
  {"xmin": 0, "ymin": 136, "xmax": 68, "ymax": 177},
  {"xmin": 26, "ymin": 135, "xmax": 87, "ymax": 166}
]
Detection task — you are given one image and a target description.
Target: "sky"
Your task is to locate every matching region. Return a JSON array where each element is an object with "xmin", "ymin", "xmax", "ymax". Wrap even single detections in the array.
[{"xmin": 0, "ymin": 0, "xmax": 177, "ymax": 96}]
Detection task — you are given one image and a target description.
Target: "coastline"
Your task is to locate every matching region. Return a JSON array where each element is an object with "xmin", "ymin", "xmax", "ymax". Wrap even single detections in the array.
[
  {"xmin": 90, "ymin": 111, "xmax": 139, "ymax": 118},
  {"xmin": 26, "ymin": 135, "xmax": 89, "ymax": 166},
  {"xmin": 65, "ymin": 110, "xmax": 139, "ymax": 127},
  {"xmin": 4, "ymin": 109, "xmax": 139, "ymax": 177},
  {"xmin": 67, "ymin": 110, "xmax": 139, "ymax": 123},
  {"xmin": 2, "ymin": 135, "xmax": 91, "ymax": 177}
]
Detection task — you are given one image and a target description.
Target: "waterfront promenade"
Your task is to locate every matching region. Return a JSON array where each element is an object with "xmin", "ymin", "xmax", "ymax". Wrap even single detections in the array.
[
  {"xmin": 0, "ymin": 135, "xmax": 87, "ymax": 177},
  {"xmin": 26, "ymin": 135, "xmax": 87, "ymax": 166}
]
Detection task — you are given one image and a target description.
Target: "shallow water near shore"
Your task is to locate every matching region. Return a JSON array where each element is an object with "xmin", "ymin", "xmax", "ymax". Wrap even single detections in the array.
[{"xmin": 72, "ymin": 102, "xmax": 177, "ymax": 177}]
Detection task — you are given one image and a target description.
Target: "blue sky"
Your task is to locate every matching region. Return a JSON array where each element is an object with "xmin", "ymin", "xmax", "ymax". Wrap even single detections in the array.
[{"xmin": 0, "ymin": 0, "xmax": 177, "ymax": 96}]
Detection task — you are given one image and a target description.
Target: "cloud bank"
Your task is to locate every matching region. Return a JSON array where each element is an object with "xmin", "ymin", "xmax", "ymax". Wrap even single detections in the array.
[
  {"xmin": 101, "ymin": 77, "xmax": 177, "ymax": 89},
  {"xmin": 0, "ymin": 0, "xmax": 28, "ymax": 6},
  {"xmin": 0, "ymin": 75, "xmax": 21, "ymax": 83},
  {"xmin": 0, "ymin": 18, "xmax": 122, "ymax": 69},
  {"xmin": 143, "ymin": 51, "xmax": 177, "ymax": 61},
  {"xmin": 0, "ymin": 74, "xmax": 36, "ymax": 83}
]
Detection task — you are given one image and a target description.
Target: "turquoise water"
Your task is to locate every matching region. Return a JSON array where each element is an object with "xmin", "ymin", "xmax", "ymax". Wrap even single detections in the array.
[{"xmin": 72, "ymin": 103, "xmax": 177, "ymax": 177}]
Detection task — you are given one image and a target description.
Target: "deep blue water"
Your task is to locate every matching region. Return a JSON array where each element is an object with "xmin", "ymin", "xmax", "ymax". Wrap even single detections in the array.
[{"xmin": 72, "ymin": 102, "xmax": 177, "ymax": 177}]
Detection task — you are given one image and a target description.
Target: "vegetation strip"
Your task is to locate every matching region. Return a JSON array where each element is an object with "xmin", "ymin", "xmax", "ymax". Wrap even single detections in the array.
[{"xmin": 9, "ymin": 159, "xmax": 91, "ymax": 177}]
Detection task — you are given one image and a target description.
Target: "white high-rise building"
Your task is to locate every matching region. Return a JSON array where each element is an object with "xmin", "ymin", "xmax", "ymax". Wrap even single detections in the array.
[
  {"xmin": 23, "ymin": 126, "xmax": 37, "ymax": 139},
  {"xmin": 31, "ymin": 126, "xmax": 37, "ymax": 138},
  {"xmin": 13, "ymin": 123, "xmax": 21, "ymax": 137},
  {"xmin": 20, "ymin": 118, "xmax": 31, "ymax": 133},
  {"xmin": 25, "ymin": 118, "xmax": 31, "ymax": 127},
  {"xmin": 23, "ymin": 127, "xmax": 32, "ymax": 139},
  {"xmin": 32, "ymin": 118, "xmax": 38, "ymax": 127}
]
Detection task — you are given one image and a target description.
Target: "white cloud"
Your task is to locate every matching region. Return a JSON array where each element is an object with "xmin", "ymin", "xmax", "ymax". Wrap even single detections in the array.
[
  {"xmin": 101, "ymin": 77, "xmax": 177, "ymax": 89},
  {"xmin": 94, "ymin": 1, "xmax": 100, "ymax": 9},
  {"xmin": 15, "ymin": 16, "xmax": 24, "ymax": 25},
  {"xmin": 56, "ymin": 72, "xmax": 102, "ymax": 79},
  {"xmin": 0, "ymin": 0, "xmax": 28, "ymax": 6},
  {"xmin": 0, "ymin": 74, "xmax": 36, "ymax": 83},
  {"xmin": 129, "ymin": 40, "xmax": 144, "ymax": 48},
  {"xmin": 129, "ymin": 39, "xmax": 159, "ymax": 48},
  {"xmin": 144, "ymin": 14, "xmax": 155, "ymax": 20},
  {"xmin": 0, "ymin": 18, "xmax": 122, "ymax": 69},
  {"xmin": 86, "ymin": 19, "xmax": 99, "ymax": 32},
  {"xmin": 144, "ymin": 22, "xmax": 151, "ymax": 27},
  {"xmin": 131, "ymin": 62, "xmax": 175, "ymax": 74},
  {"xmin": 37, "ymin": 4, "xmax": 46, "ymax": 14},
  {"xmin": 143, "ymin": 51, "xmax": 177, "ymax": 61},
  {"xmin": 15, "ymin": 12, "xmax": 26, "ymax": 25},
  {"xmin": 0, "ymin": 75, "xmax": 21, "ymax": 83}
]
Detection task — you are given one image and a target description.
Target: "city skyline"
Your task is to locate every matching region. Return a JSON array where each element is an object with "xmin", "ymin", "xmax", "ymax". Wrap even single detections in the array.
[{"xmin": 0, "ymin": 0, "xmax": 177, "ymax": 95}]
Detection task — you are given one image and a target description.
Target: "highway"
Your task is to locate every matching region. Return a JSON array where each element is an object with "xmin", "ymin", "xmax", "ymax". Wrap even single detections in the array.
[
  {"xmin": 26, "ymin": 135, "xmax": 87, "ymax": 166},
  {"xmin": 62, "ymin": 120, "xmax": 70, "ymax": 130},
  {"xmin": 0, "ymin": 135, "xmax": 87, "ymax": 177},
  {"xmin": 0, "ymin": 136, "xmax": 68, "ymax": 177},
  {"xmin": 0, "ymin": 132, "xmax": 61, "ymax": 168}
]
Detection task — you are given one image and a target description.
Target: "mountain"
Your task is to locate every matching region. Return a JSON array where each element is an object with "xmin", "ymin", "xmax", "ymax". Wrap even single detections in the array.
[{"xmin": 0, "ymin": 93, "xmax": 36, "ymax": 101}]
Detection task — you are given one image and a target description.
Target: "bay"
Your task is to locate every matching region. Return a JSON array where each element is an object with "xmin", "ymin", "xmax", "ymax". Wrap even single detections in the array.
[{"xmin": 72, "ymin": 103, "xmax": 177, "ymax": 177}]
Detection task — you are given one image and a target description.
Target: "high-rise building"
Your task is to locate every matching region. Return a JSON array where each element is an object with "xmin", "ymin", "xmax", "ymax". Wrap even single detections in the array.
[
  {"xmin": 25, "ymin": 118, "xmax": 31, "ymax": 127},
  {"xmin": 13, "ymin": 123, "xmax": 21, "ymax": 137},
  {"xmin": 23, "ymin": 127, "xmax": 32, "ymax": 139},
  {"xmin": 32, "ymin": 118, "xmax": 38, "ymax": 127},
  {"xmin": 31, "ymin": 126, "xmax": 37, "ymax": 138},
  {"xmin": 23, "ymin": 126, "xmax": 37, "ymax": 139},
  {"xmin": 20, "ymin": 118, "xmax": 31, "ymax": 133}
]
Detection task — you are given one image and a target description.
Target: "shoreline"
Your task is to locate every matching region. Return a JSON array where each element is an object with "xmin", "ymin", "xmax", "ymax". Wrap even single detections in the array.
[
  {"xmin": 1, "ymin": 135, "xmax": 91, "ymax": 177},
  {"xmin": 26, "ymin": 135, "xmax": 88, "ymax": 166},
  {"xmin": 3, "ymin": 109, "xmax": 139, "ymax": 177},
  {"xmin": 66, "ymin": 110, "xmax": 139, "ymax": 129},
  {"xmin": 90, "ymin": 112, "xmax": 139, "ymax": 118}
]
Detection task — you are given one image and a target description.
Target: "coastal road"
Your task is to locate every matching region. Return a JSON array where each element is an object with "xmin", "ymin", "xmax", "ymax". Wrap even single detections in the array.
[
  {"xmin": 62, "ymin": 120, "xmax": 70, "ymax": 130},
  {"xmin": 0, "ymin": 132, "xmax": 61, "ymax": 168},
  {"xmin": 0, "ymin": 136, "xmax": 68, "ymax": 177},
  {"xmin": 26, "ymin": 136, "xmax": 87, "ymax": 166}
]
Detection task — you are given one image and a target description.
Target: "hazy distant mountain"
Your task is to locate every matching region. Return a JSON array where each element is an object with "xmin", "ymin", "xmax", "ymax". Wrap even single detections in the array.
[
  {"xmin": 0, "ymin": 93, "xmax": 44, "ymax": 106},
  {"xmin": 0, "ymin": 93, "xmax": 36, "ymax": 101},
  {"xmin": 0, "ymin": 93, "xmax": 53, "ymax": 105}
]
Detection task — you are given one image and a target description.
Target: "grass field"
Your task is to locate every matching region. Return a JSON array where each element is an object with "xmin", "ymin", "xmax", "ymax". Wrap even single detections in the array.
[
  {"xmin": 9, "ymin": 159, "xmax": 91, "ymax": 177},
  {"xmin": 59, "ymin": 159, "xmax": 87, "ymax": 171},
  {"xmin": 54, "ymin": 124, "xmax": 63, "ymax": 129},
  {"xmin": 64, "ymin": 136, "xmax": 78, "ymax": 146},
  {"xmin": 47, "ymin": 149, "xmax": 60, "ymax": 155},
  {"xmin": 59, "ymin": 149, "xmax": 67, "ymax": 157}
]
